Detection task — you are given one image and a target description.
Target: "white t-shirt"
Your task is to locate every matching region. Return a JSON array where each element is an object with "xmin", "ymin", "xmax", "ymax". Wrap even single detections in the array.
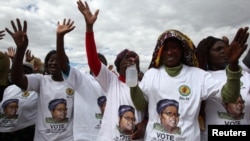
[
  {"xmin": 201, "ymin": 70, "xmax": 250, "ymax": 141},
  {"xmin": 27, "ymin": 71, "xmax": 75, "ymax": 141},
  {"xmin": 0, "ymin": 84, "xmax": 37, "ymax": 132},
  {"xmin": 95, "ymin": 64, "xmax": 145, "ymax": 141},
  {"xmin": 65, "ymin": 69, "xmax": 106, "ymax": 141},
  {"xmin": 139, "ymin": 65, "xmax": 224, "ymax": 141}
]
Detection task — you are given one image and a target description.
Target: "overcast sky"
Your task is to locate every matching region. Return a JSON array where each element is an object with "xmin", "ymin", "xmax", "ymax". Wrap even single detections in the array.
[{"xmin": 1, "ymin": 0, "xmax": 250, "ymax": 72}]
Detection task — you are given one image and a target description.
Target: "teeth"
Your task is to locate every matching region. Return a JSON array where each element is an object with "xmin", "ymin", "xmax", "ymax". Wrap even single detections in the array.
[
  {"xmin": 167, "ymin": 57, "xmax": 174, "ymax": 61},
  {"xmin": 170, "ymin": 119, "xmax": 176, "ymax": 124}
]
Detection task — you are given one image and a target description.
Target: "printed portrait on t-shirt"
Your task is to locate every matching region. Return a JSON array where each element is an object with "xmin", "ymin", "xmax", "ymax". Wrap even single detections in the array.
[
  {"xmin": 117, "ymin": 105, "xmax": 136, "ymax": 136},
  {"xmin": 95, "ymin": 96, "xmax": 106, "ymax": 129},
  {"xmin": 153, "ymin": 99, "xmax": 181, "ymax": 135},
  {"xmin": 218, "ymin": 94, "xmax": 245, "ymax": 120},
  {"xmin": 46, "ymin": 98, "xmax": 68, "ymax": 123},
  {"xmin": 95, "ymin": 95, "xmax": 106, "ymax": 119},
  {"xmin": 0, "ymin": 99, "xmax": 19, "ymax": 119}
]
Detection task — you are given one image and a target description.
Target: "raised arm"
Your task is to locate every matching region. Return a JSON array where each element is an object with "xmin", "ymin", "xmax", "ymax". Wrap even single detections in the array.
[
  {"xmin": 25, "ymin": 49, "xmax": 34, "ymax": 62},
  {"xmin": 226, "ymin": 27, "xmax": 249, "ymax": 71},
  {"xmin": 77, "ymin": 0, "xmax": 101, "ymax": 76},
  {"xmin": 56, "ymin": 18, "xmax": 75, "ymax": 73},
  {"xmin": 222, "ymin": 27, "xmax": 249, "ymax": 103},
  {"xmin": 5, "ymin": 18, "xmax": 28, "ymax": 90},
  {"xmin": 5, "ymin": 47, "xmax": 16, "ymax": 62}
]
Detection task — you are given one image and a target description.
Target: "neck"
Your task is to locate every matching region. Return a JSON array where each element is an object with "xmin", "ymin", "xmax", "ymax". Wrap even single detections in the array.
[{"xmin": 164, "ymin": 64, "xmax": 183, "ymax": 76}]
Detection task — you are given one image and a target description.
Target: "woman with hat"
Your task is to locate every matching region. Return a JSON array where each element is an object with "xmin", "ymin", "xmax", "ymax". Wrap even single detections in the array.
[{"xmin": 130, "ymin": 28, "xmax": 248, "ymax": 140}]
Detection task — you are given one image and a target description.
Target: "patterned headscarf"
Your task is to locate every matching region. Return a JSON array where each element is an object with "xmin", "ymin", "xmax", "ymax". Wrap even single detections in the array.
[
  {"xmin": 48, "ymin": 99, "xmax": 67, "ymax": 111},
  {"xmin": 2, "ymin": 99, "xmax": 19, "ymax": 109},
  {"xmin": 118, "ymin": 105, "xmax": 135, "ymax": 117},
  {"xmin": 156, "ymin": 99, "xmax": 179, "ymax": 114},
  {"xmin": 97, "ymin": 96, "xmax": 107, "ymax": 107},
  {"xmin": 148, "ymin": 29, "xmax": 198, "ymax": 69}
]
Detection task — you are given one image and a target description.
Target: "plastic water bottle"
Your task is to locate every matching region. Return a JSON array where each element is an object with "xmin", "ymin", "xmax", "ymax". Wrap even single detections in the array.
[{"xmin": 126, "ymin": 64, "xmax": 138, "ymax": 87}]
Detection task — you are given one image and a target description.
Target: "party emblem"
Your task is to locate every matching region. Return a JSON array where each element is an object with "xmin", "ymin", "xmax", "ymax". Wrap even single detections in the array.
[
  {"xmin": 22, "ymin": 91, "xmax": 30, "ymax": 97},
  {"xmin": 179, "ymin": 85, "xmax": 191, "ymax": 96},
  {"xmin": 66, "ymin": 88, "xmax": 74, "ymax": 96}
]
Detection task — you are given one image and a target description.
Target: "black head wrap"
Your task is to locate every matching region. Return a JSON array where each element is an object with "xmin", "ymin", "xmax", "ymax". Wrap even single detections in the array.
[{"xmin": 118, "ymin": 105, "xmax": 135, "ymax": 117}]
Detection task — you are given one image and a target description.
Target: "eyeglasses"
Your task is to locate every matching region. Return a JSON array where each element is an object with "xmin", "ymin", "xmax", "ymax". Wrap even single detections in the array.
[
  {"xmin": 54, "ymin": 108, "xmax": 67, "ymax": 112},
  {"xmin": 123, "ymin": 116, "xmax": 136, "ymax": 122},
  {"xmin": 162, "ymin": 112, "xmax": 180, "ymax": 117},
  {"xmin": 235, "ymin": 100, "xmax": 245, "ymax": 105},
  {"xmin": 6, "ymin": 105, "xmax": 18, "ymax": 109}
]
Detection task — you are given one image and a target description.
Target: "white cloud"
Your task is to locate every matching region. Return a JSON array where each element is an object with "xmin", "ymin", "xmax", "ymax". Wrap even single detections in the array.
[{"xmin": 1, "ymin": 0, "xmax": 250, "ymax": 72}]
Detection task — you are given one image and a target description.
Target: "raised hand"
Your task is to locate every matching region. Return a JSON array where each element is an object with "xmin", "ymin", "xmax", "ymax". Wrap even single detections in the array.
[
  {"xmin": 5, "ymin": 47, "xmax": 16, "ymax": 59},
  {"xmin": 5, "ymin": 18, "xmax": 28, "ymax": 50},
  {"xmin": 224, "ymin": 27, "xmax": 249, "ymax": 70},
  {"xmin": 57, "ymin": 19, "xmax": 75, "ymax": 36},
  {"xmin": 77, "ymin": 0, "xmax": 99, "ymax": 31},
  {"xmin": 0, "ymin": 30, "xmax": 5, "ymax": 40},
  {"xmin": 25, "ymin": 49, "xmax": 34, "ymax": 62}
]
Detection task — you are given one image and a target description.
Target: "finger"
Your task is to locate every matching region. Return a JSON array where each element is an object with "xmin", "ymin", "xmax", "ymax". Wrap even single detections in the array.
[
  {"xmin": 5, "ymin": 28, "xmax": 13, "ymax": 36},
  {"xmin": 11, "ymin": 20, "xmax": 17, "ymax": 32},
  {"xmin": 222, "ymin": 36, "xmax": 229, "ymax": 45},
  {"xmin": 17, "ymin": 18, "xmax": 22, "ymax": 31},
  {"xmin": 233, "ymin": 27, "xmax": 244, "ymax": 42},
  {"xmin": 94, "ymin": 9, "xmax": 100, "ymax": 17},
  {"xmin": 67, "ymin": 19, "xmax": 71, "ymax": 25},
  {"xmin": 69, "ymin": 21, "xmax": 74, "ymax": 27},
  {"xmin": 241, "ymin": 33, "xmax": 249, "ymax": 47},
  {"xmin": 238, "ymin": 27, "xmax": 249, "ymax": 44},
  {"xmin": 77, "ymin": 0, "xmax": 84, "ymax": 9},
  {"xmin": 85, "ymin": 1, "xmax": 89, "ymax": 10},
  {"xmin": 69, "ymin": 26, "xmax": 75, "ymax": 32},
  {"xmin": 63, "ymin": 18, "xmax": 66, "ymax": 25},
  {"xmin": 23, "ymin": 20, "xmax": 27, "ymax": 33},
  {"xmin": 0, "ymin": 33, "xmax": 4, "ymax": 37}
]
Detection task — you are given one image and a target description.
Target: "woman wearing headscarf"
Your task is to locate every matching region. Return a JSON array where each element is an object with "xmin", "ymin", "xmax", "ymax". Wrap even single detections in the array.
[
  {"xmin": 130, "ymin": 27, "xmax": 248, "ymax": 140},
  {"xmin": 196, "ymin": 34, "xmax": 250, "ymax": 141},
  {"xmin": 154, "ymin": 99, "xmax": 181, "ymax": 135},
  {"xmin": 118, "ymin": 105, "xmax": 136, "ymax": 136}
]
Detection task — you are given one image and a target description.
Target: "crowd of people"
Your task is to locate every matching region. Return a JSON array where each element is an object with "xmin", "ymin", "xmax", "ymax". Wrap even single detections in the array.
[{"xmin": 0, "ymin": 0, "xmax": 249, "ymax": 141}]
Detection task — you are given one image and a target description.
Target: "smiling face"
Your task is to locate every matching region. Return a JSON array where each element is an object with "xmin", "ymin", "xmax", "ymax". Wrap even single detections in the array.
[
  {"xmin": 46, "ymin": 54, "xmax": 60, "ymax": 75},
  {"xmin": 161, "ymin": 39, "xmax": 183, "ymax": 67},
  {"xmin": 160, "ymin": 105, "xmax": 179, "ymax": 133},
  {"xmin": 4, "ymin": 102, "xmax": 18, "ymax": 118},
  {"xmin": 225, "ymin": 95, "xmax": 245, "ymax": 119},
  {"xmin": 51, "ymin": 103, "xmax": 67, "ymax": 122},
  {"xmin": 119, "ymin": 111, "xmax": 136, "ymax": 135}
]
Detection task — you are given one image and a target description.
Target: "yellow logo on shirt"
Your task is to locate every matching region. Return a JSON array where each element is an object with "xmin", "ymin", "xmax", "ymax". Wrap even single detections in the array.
[
  {"xmin": 179, "ymin": 85, "xmax": 190, "ymax": 96},
  {"xmin": 22, "ymin": 91, "xmax": 30, "ymax": 97},
  {"xmin": 66, "ymin": 88, "xmax": 74, "ymax": 96}
]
